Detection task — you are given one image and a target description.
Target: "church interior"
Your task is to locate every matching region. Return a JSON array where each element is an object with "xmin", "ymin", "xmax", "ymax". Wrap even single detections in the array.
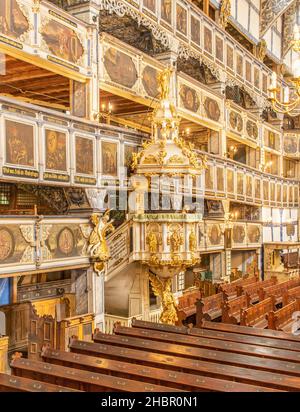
[{"xmin": 1, "ymin": 0, "xmax": 300, "ymax": 393}]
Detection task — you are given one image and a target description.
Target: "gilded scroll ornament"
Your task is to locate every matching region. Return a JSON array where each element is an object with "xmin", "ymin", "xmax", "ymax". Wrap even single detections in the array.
[
  {"xmin": 20, "ymin": 225, "xmax": 35, "ymax": 245},
  {"xmin": 149, "ymin": 273, "xmax": 178, "ymax": 325},
  {"xmin": 88, "ymin": 210, "xmax": 115, "ymax": 275}
]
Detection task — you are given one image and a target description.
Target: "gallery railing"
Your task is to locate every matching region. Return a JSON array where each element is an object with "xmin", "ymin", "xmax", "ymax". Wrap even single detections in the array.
[
  {"xmin": 0, "ymin": 0, "xmax": 92, "ymax": 81},
  {"xmin": 0, "ymin": 94, "xmax": 298, "ymax": 209},
  {"xmin": 0, "ymin": 215, "xmax": 92, "ymax": 276},
  {"xmin": 0, "ymin": 0, "xmax": 286, "ymax": 106},
  {"xmin": 98, "ymin": 0, "xmax": 287, "ymax": 106}
]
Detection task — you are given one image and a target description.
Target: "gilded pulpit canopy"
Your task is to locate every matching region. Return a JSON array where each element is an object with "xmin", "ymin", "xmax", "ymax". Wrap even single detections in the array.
[{"xmin": 130, "ymin": 67, "xmax": 206, "ymax": 325}]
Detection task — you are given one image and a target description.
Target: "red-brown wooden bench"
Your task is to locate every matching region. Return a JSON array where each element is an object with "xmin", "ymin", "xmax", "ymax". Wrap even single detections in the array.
[
  {"xmin": 195, "ymin": 292, "xmax": 223, "ymax": 326},
  {"xmin": 221, "ymin": 294, "xmax": 251, "ymax": 324},
  {"xmin": 267, "ymin": 298, "xmax": 300, "ymax": 333},
  {"xmin": 240, "ymin": 297, "xmax": 276, "ymax": 328}
]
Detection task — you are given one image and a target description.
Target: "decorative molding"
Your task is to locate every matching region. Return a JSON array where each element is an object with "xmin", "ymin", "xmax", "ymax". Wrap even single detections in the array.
[
  {"xmin": 260, "ymin": 0, "xmax": 296, "ymax": 38},
  {"xmin": 282, "ymin": 1, "xmax": 298, "ymax": 57},
  {"xmin": 98, "ymin": 0, "xmax": 170, "ymax": 49}
]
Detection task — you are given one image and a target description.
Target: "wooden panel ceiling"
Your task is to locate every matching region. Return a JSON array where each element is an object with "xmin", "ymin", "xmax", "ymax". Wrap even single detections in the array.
[{"xmin": 0, "ymin": 54, "xmax": 70, "ymax": 109}]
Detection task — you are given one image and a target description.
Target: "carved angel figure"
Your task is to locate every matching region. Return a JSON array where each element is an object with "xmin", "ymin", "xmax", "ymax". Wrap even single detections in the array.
[
  {"xmin": 88, "ymin": 210, "xmax": 115, "ymax": 272},
  {"xmin": 158, "ymin": 67, "xmax": 173, "ymax": 100},
  {"xmin": 149, "ymin": 273, "xmax": 178, "ymax": 325},
  {"xmin": 168, "ymin": 231, "xmax": 184, "ymax": 253},
  {"xmin": 146, "ymin": 232, "xmax": 159, "ymax": 254},
  {"xmin": 189, "ymin": 231, "xmax": 197, "ymax": 252}
]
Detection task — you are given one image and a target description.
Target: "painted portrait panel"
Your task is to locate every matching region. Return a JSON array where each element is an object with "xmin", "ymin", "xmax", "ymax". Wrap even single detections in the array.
[
  {"xmin": 104, "ymin": 48, "xmax": 138, "ymax": 89},
  {"xmin": 248, "ymin": 225, "xmax": 261, "ymax": 244},
  {"xmin": 179, "ymin": 85, "xmax": 200, "ymax": 113},
  {"xmin": 143, "ymin": 0, "xmax": 156, "ymax": 13},
  {"xmin": 5, "ymin": 120, "xmax": 34, "ymax": 167},
  {"xmin": 289, "ymin": 186, "xmax": 293, "ymax": 203},
  {"xmin": 204, "ymin": 27, "xmax": 212, "ymax": 54},
  {"xmin": 204, "ymin": 98, "xmax": 221, "ymax": 122},
  {"xmin": 270, "ymin": 182, "xmax": 275, "ymax": 201},
  {"xmin": 226, "ymin": 45, "xmax": 234, "ymax": 69},
  {"xmin": 246, "ymin": 175, "xmax": 252, "ymax": 197},
  {"xmin": 254, "ymin": 67, "xmax": 260, "ymax": 89},
  {"xmin": 71, "ymin": 81, "xmax": 87, "ymax": 118},
  {"xmin": 215, "ymin": 36, "xmax": 223, "ymax": 62},
  {"xmin": 75, "ymin": 136, "xmax": 94, "ymax": 175},
  {"xmin": 0, "ymin": 0, "xmax": 29, "ymax": 40},
  {"xmin": 41, "ymin": 19, "xmax": 83, "ymax": 64},
  {"xmin": 246, "ymin": 120, "xmax": 258, "ymax": 140},
  {"xmin": 209, "ymin": 224, "xmax": 221, "ymax": 246},
  {"xmin": 283, "ymin": 185, "xmax": 287, "ymax": 202},
  {"xmin": 217, "ymin": 168, "xmax": 224, "ymax": 191},
  {"xmin": 276, "ymin": 183, "xmax": 281, "ymax": 203},
  {"xmin": 263, "ymin": 181, "xmax": 269, "ymax": 200},
  {"xmin": 294, "ymin": 186, "xmax": 299, "ymax": 203},
  {"xmin": 191, "ymin": 16, "xmax": 200, "ymax": 44},
  {"xmin": 227, "ymin": 169, "xmax": 234, "ymax": 192},
  {"xmin": 45, "ymin": 129, "xmax": 67, "ymax": 172},
  {"xmin": 176, "ymin": 4, "xmax": 187, "ymax": 36},
  {"xmin": 229, "ymin": 112, "xmax": 243, "ymax": 132},
  {"xmin": 142, "ymin": 66, "xmax": 159, "ymax": 98},
  {"xmin": 246, "ymin": 61, "xmax": 252, "ymax": 83},
  {"xmin": 284, "ymin": 136, "xmax": 298, "ymax": 154},
  {"xmin": 233, "ymin": 225, "xmax": 246, "ymax": 244},
  {"xmin": 262, "ymin": 73, "xmax": 268, "ymax": 93},
  {"xmin": 0, "ymin": 224, "xmax": 32, "ymax": 265},
  {"xmin": 205, "ymin": 165, "xmax": 214, "ymax": 190},
  {"xmin": 102, "ymin": 141, "xmax": 118, "ymax": 177},
  {"xmin": 236, "ymin": 53, "xmax": 243, "ymax": 77},
  {"xmin": 237, "ymin": 173, "xmax": 244, "ymax": 195},
  {"xmin": 255, "ymin": 179, "xmax": 261, "ymax": 199},
  {"xmin": 161, "ymin": 0, "xmax": 172, "ymax": 24}
]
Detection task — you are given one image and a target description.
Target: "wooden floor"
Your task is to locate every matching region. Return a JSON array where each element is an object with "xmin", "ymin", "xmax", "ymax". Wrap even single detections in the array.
[{"xmin": 1, "ymin": 319, "xmax": 300, "ymax": 392}]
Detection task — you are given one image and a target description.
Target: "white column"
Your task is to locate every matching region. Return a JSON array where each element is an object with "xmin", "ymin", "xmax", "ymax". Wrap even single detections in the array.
[{"xmin": 87, "ymin": 266, "xmax": 105, "ymax": 332}]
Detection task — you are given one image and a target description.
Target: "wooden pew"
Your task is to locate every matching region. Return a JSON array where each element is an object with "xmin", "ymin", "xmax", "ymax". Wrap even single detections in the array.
[
  {"xmin": 113, "ymin": 324, "xmax": 300, "ymax": 365},
  {"xmin": 69, "ymin": 339, "xmax": 298, "ymax": 391},
  {"xmin": 10, "ymin": 357, "xmax": 179, "ymax": 392},
  {"xmin": 201, "ymin": 320, "xmax": 300, "ymax": 342},
  {"xmin": 176, "ymin": 289, "xmax": 201, "ymax": 325},
  {"xmin": 195, "ymin": 293, "xmax": 223, "ymax": 326},
  {"xmin": 237, "ymin": 277, "xmax": 277, "ymax": 303},
  {"xmin": 94, "ymin": 328, "xmax": 300, "ymax": 368},
  {"xmin": 221, "ymin": 294, "xmax": 251, "ymax": 324},
  {"xmin": 267, "ymin": 298, "xmax": 300, "ymax": 332},
  {"xmin": 259, "ymin": 278, "xmax": 300, "ymax": 305},
  {"xmin": 131, "ymin": 318, "xmax": 300, "ymax": 352},
  {"xmin": 0, "ymin": 372, "xmax": 80, "ymax": 392},
  {"xmin": 240, "ymin": 297, "xmax": 276, "ymax": 328},
  {"xmin": 41, "ymin": 346, "xmax": 275, "ymax": 393},
  {"xmin": 283, "ymin": 286, "xmax": 300, "ymax": 306},
  {"xmin": 219, "ymin": 276, "xmax": 258, "ymax": 300}
]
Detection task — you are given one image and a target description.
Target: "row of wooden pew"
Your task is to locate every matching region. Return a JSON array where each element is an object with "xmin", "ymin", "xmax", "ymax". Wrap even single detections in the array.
[
  {"xmin": 177, "ymin": 277, "xmax": 300, "ymax": 333},
  {"xmin": 2, "ymin": 317, "xmax": 300, "ymax": 392}
]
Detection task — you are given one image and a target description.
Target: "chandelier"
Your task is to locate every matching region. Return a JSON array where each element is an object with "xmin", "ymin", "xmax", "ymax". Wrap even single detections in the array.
[
  {"xmin": 268, "ymin": 72, "xmax": 300, "ymax": 116},
  {"xmin": 268, "ymin": 25, "xmax": 300, "ymax": 116}
]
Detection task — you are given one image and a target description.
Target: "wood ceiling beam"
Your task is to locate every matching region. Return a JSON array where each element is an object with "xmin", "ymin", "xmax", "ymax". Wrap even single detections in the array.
[{"xmin": 0, "ymin": 71, "xmax": 60, "ymax": 84}]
